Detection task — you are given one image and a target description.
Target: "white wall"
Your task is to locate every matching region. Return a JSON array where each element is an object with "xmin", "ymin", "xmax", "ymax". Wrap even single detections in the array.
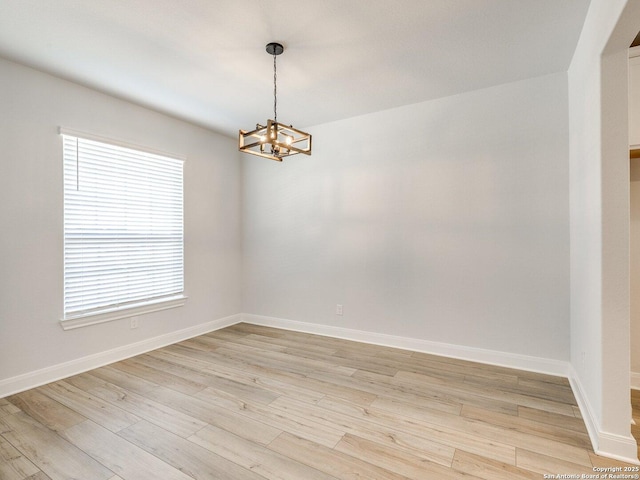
[
  {"xmin": 629, "ymin": 51, "xmax": 640, "ymax": 147},
  {"xmin": 568, "ymin": 0, "xmax": 640, "ymax": 462},
  {"xmin": 631, "ymin": 158, "xmax": 640, "ymax": 381},
  {"xmin": 243, "ymin": 72, "xmax": 570, "ymax": 363},
  {"xmin": 0, "ymin": 58, "xmax": 242, "ymax": 392},
  {"xmin": 631, "ymin": 50, "xmax": 640, "ymax": 386}
]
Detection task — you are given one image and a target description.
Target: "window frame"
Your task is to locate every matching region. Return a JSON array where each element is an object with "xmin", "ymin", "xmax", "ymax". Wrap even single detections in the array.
[{"xmin": 59, "ymin": 128, "xmax": 187, "ymax": 330}]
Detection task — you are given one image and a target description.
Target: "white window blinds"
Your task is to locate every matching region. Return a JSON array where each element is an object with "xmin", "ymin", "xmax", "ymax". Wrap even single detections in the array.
[{"xmin": 62, "ymin": 132, "xmax": 184, "ymax": 320}]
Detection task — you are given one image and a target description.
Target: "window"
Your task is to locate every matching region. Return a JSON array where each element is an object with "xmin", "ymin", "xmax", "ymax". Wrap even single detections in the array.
[{"xmin": 61, "ymin": 129, "xmax": 185, "ymax": 329}]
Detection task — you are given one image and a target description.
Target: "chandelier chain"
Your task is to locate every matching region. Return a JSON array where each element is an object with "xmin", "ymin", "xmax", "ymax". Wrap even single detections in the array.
[{"xmin": 273, "ymin": 52, "xmax": 277, "ymax": 123}]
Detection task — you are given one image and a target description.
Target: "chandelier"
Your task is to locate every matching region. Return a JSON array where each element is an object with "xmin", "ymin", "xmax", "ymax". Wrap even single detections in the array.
[{"xmin": 239, "ymin": 42, "xmax": 312, "ymax": 162}]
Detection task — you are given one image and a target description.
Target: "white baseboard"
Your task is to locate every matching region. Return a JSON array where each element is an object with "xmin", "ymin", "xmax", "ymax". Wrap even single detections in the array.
[
  {"xmin": 568, "ymin": 365, "xmax": 639, "ymax": 465},
  {"xmin": 241, "ymin": 313, "xmax": 569, "ymax": 377},
  {"xmin": 0, "ymin": 313, "xmax": 242, "ymax": 398},
  {"xmin": 631, "ymin": 371, "xmax": 640, "ymax": 390}
]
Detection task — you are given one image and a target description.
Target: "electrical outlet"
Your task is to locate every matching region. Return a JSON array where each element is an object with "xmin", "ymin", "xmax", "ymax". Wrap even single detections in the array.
[
  {"xmin": 130, "ymin": 316, "xmax": 139, "ymax": 329},
  {"xmin": 336, "ymin": 304, "xmax": 343, "ymax": 316}
]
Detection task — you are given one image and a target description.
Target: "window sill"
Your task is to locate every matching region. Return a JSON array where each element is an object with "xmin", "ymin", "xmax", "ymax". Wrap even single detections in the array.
[{"xmin": 60, "ymin": 295, "xmax": 188, "ymax": 331}]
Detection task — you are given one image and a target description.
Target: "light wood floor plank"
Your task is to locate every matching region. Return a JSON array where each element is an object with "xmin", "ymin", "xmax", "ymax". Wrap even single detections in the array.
[
  {"xmin": 25, "ymin": 472, "xmax": 53, "ymax": 480},
  {"xmin": 90, "ymin": 365, "xmax": 160, "ymax": 395},
  {"xmin": 515, "ymin": 377, "xmax": 576, "ymax": 403},
  {"xmin": 193, "ymin": 387, "xmax": 344, "ymax": 448},
  {"xmin": 6, "ymin": 389, "xmax": 86, "ymax": 432},
  {"xmin": 152, "ymin": 346, "xmax": 375, "ymax": 405},
  {"xmin": 353, "ymin": 369, "xmax": 519, "ymax": 415},
  {"xmin": 280, "ymin": 344, "xmax": 400, "ymax": 377},
  {"xmin": 113, "ymin": 357, "xmax": 206, "ymax": 395},
  {"xmin": 39, "ymin": 381, "xmax": 139, "ymax": 433},
  {"xmin": 214, "ymin": 343, "xmax": 358, "ymax": 378},
  {"xmin": 141, "ymin": 385, "xmax": 283, "ymax": 445},
  {"xmin": 394, "ymin": 370, "xmax": 576, "ymax": 416},
  {"xmin": 269, "ymin": 395, "xmax": 477, "ymax": 467},
  {"xmin": 461, "ymin": 404, "xmax": 592, "ymax": 449},
  {"xmin": 61, "ymin": 420, "xmax": 193, "ymax": 480},
  {"xmin": 118, "ymin": 420, "xmax": 268, "ymax": 480},
  {"xmin": 174, "ymin": 338, "xmax": 214, "ymax": 352},
  {"xmin": 367, "ymin": 389, "xmax": 591, "ymax": 467},
  {"xmin": 70, "ymin": 373, "xmax": 208, "ymax": 438},
  {"xmin": 461, "ymin": 415, "xmax": 594, "ymax": 467},
  {"xmin": 371, "ymin": 394, "xmax": 463, "ymax": 420},
  {"xmin": 269, "ymin": 431, "xmax": 413, "ymax": 480},
  {"xmin": 277, "ymin": 375, "xmax": 591, "ymax": 467},
  {"xmin": 352, "ymin": 369, "xmax": 469, "ymax": 412},
  {"xmin": 409, "ymin": 350, "xmax": 568, "ymax": 387},
  {"xmin": 205, "ymin": 325, "xmax": 254, "ymax": 341},
  {"xmin": 173, "ymin": 334, "xmax": 227, "ymax": 351},
  {"xmin": 184, "ymin": 357, "xmax": 326, "ymax": 404},
  {"xmin": 145, "ymin": 348, "xmax": 283, "ymax": 405},
  {"xmin": 452, "ymin": 449, "xmax": 541, "ymax": 480},
  {"xmin": 517, "ymin": 405, "xmax": 589, "ymax": 434},
  {"xmin": 190, "ymin": 423, "xmax": 339, "ymax": 480},
  {"xmin": 0, "ymin": 398, "xmax": 21, "ymax": 418},
  {"xmin": 335, "ymin": 433, "xmax": 479, "ymax": 480},
  {"xmin": 210, "ymin": 334, "xmax": 292, "ymax": 354},
  {"xmin": 246, "ymin": 334, "xmax": 338, "ymax": 356},
  {"xmin": 408, "ymin": 353, "xmax": 520, "ymax": 382},
  {"xmin": 0, "ymin": 433, "xmax": 40, "ymax": 480},
  {"xmin": 227, "ymin": 325, "xmax": 413, "ymax": 362},
  {"xmin": 0, "ymin": 413, "xmax": 114, "ymax": 480},
  {"xmin": 349, "ymin": 349, "xmax": 476, "ymax": 384},
  {"xmin": 122, "ymin": 355, "xmax": 228, "ymax": 393},
  {"xmin": 325, "ymin": 395, "xmax": 512, "ymax": 465},
  {"xmin": 515, "ymin": 448, "xmax": 595, "ymax": 476},
  {"xmin": 331, "ymin": 342, "xmax": 415, "ymax": 360}
]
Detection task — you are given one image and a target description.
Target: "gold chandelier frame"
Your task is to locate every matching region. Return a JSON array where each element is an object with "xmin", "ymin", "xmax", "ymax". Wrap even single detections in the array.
[
  {"xmin": 239, "ymin": 42, "xmax": 312, "ymax": 162},
  {"xmin": 239, "ymin": 119, "xmax": 312, "ymax": 161}
]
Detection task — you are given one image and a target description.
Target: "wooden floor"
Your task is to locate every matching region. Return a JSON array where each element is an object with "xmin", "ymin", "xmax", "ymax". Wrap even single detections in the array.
[{"xmin": 0, "ymin": 323, "xmax": 636, "ymax": 479}]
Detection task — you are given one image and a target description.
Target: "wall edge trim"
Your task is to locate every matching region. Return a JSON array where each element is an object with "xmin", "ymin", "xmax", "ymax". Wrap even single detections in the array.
[{"xmin": 569, "ymin": 365, "xmax": 639, "ymax": 464}]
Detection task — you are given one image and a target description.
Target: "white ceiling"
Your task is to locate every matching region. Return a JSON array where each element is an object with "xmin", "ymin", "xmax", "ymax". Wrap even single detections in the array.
[{"xmin": 0, "ymin": 1, "xmax": 590, "ymax": 137}]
